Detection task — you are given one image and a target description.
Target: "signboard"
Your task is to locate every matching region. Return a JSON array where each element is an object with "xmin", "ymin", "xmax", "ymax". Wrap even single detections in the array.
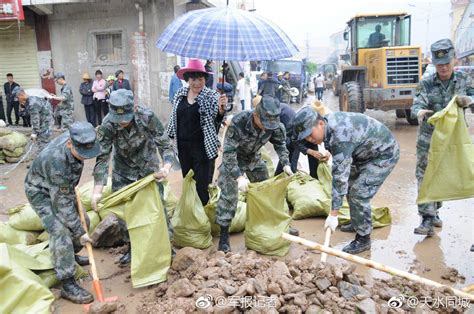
[{"xmin": 0, "ymin": 0, "xmax": 24, "ymax": 21}]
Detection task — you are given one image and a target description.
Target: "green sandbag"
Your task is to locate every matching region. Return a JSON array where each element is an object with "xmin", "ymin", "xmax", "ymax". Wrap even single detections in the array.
[
  {"xmin": 87, "ymin": 210, "xmax": 100, "ymax": 233},
  {"xmin": 245, "ymin": 173, "xmax": 292, "ymax": 256},
  {"xmin": 204, "ymin": 185, "xmax": 247, "ymax": 237},
  {"xmin": 418, "ymin": 96, "xmax": 474, "ymax": 203},
  {"xmin": 162, "ymin": 180, "xmax": 178, "ymax": 219},
  {"xmin": 288, "ymin": 172, "xmax": 331, "ymax": 219},
  {"xmin": 0, "ymin": 244, "xmax": 54, "ymax": 314},
  {"xmin": 172, "ymin": 170, "xmax": 212, "ymax": 249},
  {"xmin": 79, "ymin": 178, "xmax": 113, "ymax": 212},
  {"xmin": 0, "ymin": 149, "xmax": 6, "ymax": 160},
  {"xmin": 260, "ymin": 146, "xmax": 275, "ymax": 177},
  {"xmin": 8, "ymin": 204, "xmax": 44, "ymax": 231},
  {"xmin": 0, "ymin": 127, "xmax": 13, "ymax": 136},
  {"xmin": 0, "ymin": 222, "xmax": 40, "ymax": 245},
  {"xmin": 6, "ymin": 156, "xmax": 22, "ymax": 163},
  {"xmin": 99, "ymin": 174, "xmax": 171, "ymax": 288},
  {"xmin": 36, "ymin": 264, "xmax": 88, "ymax": 289},
  {"xmin": 37, "ymin": 231, "xmax": 48, "ymax": 242},
  {"xmin": 338, "ymin": 203, "xmax": 392, "ymax": 228},
  {"xmin": 3, "ymin": 146, "xmax": 25, "ymax": 158},
  {"xmin": 0, "ymin": 131, "xmax": 27, "ymax": 151}
]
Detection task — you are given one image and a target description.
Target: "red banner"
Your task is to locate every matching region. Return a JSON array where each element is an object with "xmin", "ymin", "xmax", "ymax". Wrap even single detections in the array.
[{"xmin": 0, "ymin": 0, "xmax": 24, "ymax": 21}]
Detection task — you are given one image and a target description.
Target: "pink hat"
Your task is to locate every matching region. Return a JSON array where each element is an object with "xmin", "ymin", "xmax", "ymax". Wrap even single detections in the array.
[{"xmin": 176, "ymin": 59, "xmax": 213, "ymax": 80}]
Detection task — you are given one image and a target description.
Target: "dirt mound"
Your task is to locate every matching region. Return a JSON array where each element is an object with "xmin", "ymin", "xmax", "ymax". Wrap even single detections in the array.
[{"xmin": 136, "ymin": 249, "xmax": 467, "ymax": 313}]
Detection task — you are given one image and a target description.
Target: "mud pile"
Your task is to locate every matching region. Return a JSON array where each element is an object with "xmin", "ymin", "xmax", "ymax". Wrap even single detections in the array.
[{"xmin": 136, "ymin": 248, "xmax": 466, "ymax": 313}]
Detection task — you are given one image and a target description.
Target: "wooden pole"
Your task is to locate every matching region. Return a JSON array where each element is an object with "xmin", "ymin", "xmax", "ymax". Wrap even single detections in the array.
[
  {"xmin": 281, "ymin": 233, "xmax": 474, "ymax": 301},
  {"xmin": 320, "ymin": 228, "xmax": 331, "ymax": 263}
]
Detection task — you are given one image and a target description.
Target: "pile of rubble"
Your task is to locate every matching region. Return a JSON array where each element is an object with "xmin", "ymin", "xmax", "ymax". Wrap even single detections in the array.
[{"xmin": 137, "ymin": 248, "xmax": 466, "ymax": 313}]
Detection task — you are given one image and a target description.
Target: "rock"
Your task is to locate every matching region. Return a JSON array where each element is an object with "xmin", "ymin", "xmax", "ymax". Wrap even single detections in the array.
[
  {"xmin": 214, "ymin": 303, "xmax": 235, "ymax": 314},
  {"xmin": 293, "ymin": 293, "xmax": 307, "ymax": 307},
  {"xmin": 337, "ymin": 281, "xmax": 370, "ymax": 300},
  {"xmin": 301, "ymin": 272, "xmax": 314, "ymax": 285},
  {"xmin": 88, "ymin": 301, "xmax": 118, "ymax": 314},
  {"xmin": 166, "ymin": 278, "xmax": 196, "ymax": 298},
  {"xmin": 315, "ymin": 278, "xmax": 332, "ymax": 291},
  {"xmin": 341, "ymin": 263, "xmax": 357, "ymax": 275},
  {"xmin": 267, "ymin": 281, "xmax": 282, "ymax": 295},
  {"xmin": 51, "ymin": 288, "xmax": 61, "ymax": 300},
  {"xmin": 344, "ymin": 274, "xmax": 361, "ymax": 286},
  {"xmin": 266, "ymin": 261, "xmax": 291, "ymax": 278},
  {"xmin": 328, "ymin": 286, "xmax": 339, "ymax": 295},
  {"xmin": 201, "ymin": 288, "xmax": 226, "ymax": 301},
  {"xmin": 218, "ymin": 279, "xmax": 237, "ymax": 295},
  {"xmin": 377, "ymin": 288, "xmax": 401, "ymax": 301},
  {"xmin": 90, "ymin": 214, "xmax": 129, "ymax": 247},
  {"xmin": 277, "ymin": 276, "xmax": 295, "ymax": 294},
  {"xmin": 216, "ymin": 259, "xmax": 232, "ymax": 267},
  {"xmin": 199, "ymin": 267, "xmax": 221, "ymax": 280},
  {"xmin": 306, "ymin": 305, "xmax": 323, "ymax": 314},
  {"xmin": 356, "ymin": 298, "xmax": 376, "ymax": 314},
  {"xmin": 172, "ymin": 247, "xmax": 205, "ymax": 271},
  {"xmin": 234, "ymin": 282, "xmax": 248, "ymax": 297},
  {"xmin": 288, "ymin": 266, "xmax": 301, "ymax": 278}
]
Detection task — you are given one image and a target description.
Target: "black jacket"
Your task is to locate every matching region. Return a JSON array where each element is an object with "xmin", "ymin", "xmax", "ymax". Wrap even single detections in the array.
[
  {"xmin": 4, "ymin": 82, "xmax": 20, "ymax": 103},
  {"xmin": 79, "ymin": 81, "xmax": 94, "ymax": 106},
  {"xmin": 112, "ymin": 79, "xmax": 131, "ymax": 91}
]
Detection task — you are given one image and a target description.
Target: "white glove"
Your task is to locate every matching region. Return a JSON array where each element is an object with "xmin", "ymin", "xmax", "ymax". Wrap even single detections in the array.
[
  {"xmin": 30, "ymin": 134, "xmax": 37, "ymax": 141},
  {"xmin": 283, "ymin": 165, "xmax": 294, "ymax": 176},
  {"xmin": 417, "ymin": 109, "xmax": 434, "ymax": 124},
  {"xmin": 79, "ymin": 233, "xmax": 92, "ymax": 246},
  {"xmin": 237, "ymin": 176, "xmax": 250, "ymax": 192},
  {"xmin": 91, "ymin": 185, "xmax": 104, "ymax": 212},
  {"xmin": 324, "ymin": 215, "xmax": 339, "ymax": 232},
  {"xmin": 154, "ymin": 163, "xmax": 172, "ymax": 182}
]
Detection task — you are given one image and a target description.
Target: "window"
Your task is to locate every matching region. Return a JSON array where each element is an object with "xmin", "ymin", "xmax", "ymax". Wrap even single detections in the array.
[
  {"xmin": 355, "ymin": 16, "xmax": 411, "ymax": 49},
  {"xmin": 91, "ymin": 30, "xmax": 125, "ymax": 65}
]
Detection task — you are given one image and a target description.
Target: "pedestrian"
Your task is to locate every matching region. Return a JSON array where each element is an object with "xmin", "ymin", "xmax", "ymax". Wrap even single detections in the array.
[
  {"xmin": 257, "ymin": 72, "xmax": 268, "ymax": 92},
  {"xmin": 167, "ymin": 59, "xmax": 226, "ymax": 206},
  {"xmin": 79, "ymin": 73, "xmax": 94, "ymax": 126},
  {"xmin": 169, "ymin": 65, "xmax": 183, "ymax": 104},
  {"xmin": 279, "ymin": 72, "xmax": 292, "ymax": 104},
  {"xmin": 236, "ymin": 72, "xmax": 247, "ymax": 110},
  {"xmin": 13, "ymin": 87, "xmax": 53, "ymax": 154},
  {"xmin": 112, "ymin": 70, "xmax": 131, "ymax": 91},
  {"xmin": 314, "ymin": 74, "xmax": 325, "ymax": 101},
  {"xmin": 0, "ymin": 89, "xmax": 5, "ymax": 123},
  {"xmin": 50, "ymin": 72, "xmax": 74, "ymax": 130},
  {"xmin": 24, "ymin": 122, "xmax": 100, "ymax": 304},
  {"xmin": 275, "ymin": 72, "xmax": 283, "ymax": 101},
  {"xmin": 411, "ymin": 38, "xmax": 473, "ymax": 237},
  {"xmin": 215, "ymin": 95, "xmax": 297, "ymax": 253},
  {"xmin": 91, "ymin": 89, "xmax": 175, "ymax": 265},
  {"xmin": 292, "ymin": 106, "xmax": 400, "ymax": 254},
  {"xmin": 105, "ymin": 75, "xmax": 115, "ymax": 100},
  {"xmin": 258, "ymin": 72, "xmax": 281, "ymax": 98},
  {"xmin": 92, "ymin": 70, "xmax": 107, "ymax": 125},
  {"xmin": 4, "ymin": 73, "xmax": 20, "ymax": 126},
  {"xmin": 18, "ymin": 96, "xmax": 31, "ymax": 128},
  {"xmin": 205, "ymin": 60, "xmax": 214, "ymax": 89}
]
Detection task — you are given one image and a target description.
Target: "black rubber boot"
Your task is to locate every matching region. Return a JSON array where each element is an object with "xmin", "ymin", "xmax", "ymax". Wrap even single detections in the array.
[
  {"xmin": 74, "ymin": 255, "xmax": 90, "ymax": 266},
  {"xmin": 342, "ymin": 234, "xmax": 371, "ymax": 254},
  {"xmin": 414, "ymin": 216, "xmax": 434, "ymax": 236},
  {"xmin": 340, "ymin": 223, "xmax": 355, "ymax": 233},
  {"xmin": 218, "ymin": 225, "xmax": 231, "ymax": 253},
  {"xmin": 61, "ymin": 277, "xmax": 94, "ymax": 304},
  {"xmin": 119, "ymin": 246, "xmax": 131, "ymax": 266},
  {"xmin": 432, "ymin": 214, "xmax": 443, "ymax": 228},
  {"xmin": 288, "ymin": 226, "xmax": 300, "ymax": 236}
]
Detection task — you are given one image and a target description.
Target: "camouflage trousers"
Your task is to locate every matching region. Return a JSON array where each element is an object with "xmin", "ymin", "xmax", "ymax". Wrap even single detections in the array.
[
  {"xmin": 415, "ymin": 127, "xmax": 442, "ymax": 218},
  {"xmin": 216, "ymin": 159, "xmax": 269, "ymax": 227},
  {"xmin": 32, "ymin": 132, "xmax": 52, "ymax": 157},
  {"xmin": 58, "ymin": 108, "xmax": 73, "ymax": 130},
  {"xmin": 25, "ymin": 184, "xmax": 89, "ymax": 281},
  {"xmin": 347, "ymin": 143, "xmax": 400, "ymax": 237}
]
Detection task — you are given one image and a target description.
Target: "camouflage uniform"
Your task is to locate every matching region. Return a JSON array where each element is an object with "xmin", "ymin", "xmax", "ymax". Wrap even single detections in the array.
[
  {"xmin": 24, "ymin": 133, "xmax": 87, "ymax": 280},
  {"xmin": 216, "ymin": 110, "xmax": 290, "ymax": 227},
  {"xmin": 411, "ymin": 70, "xmax": 473, "ymax": 218},
  {"xmin": 324, "ymin": 112, "xmax": 400, "ymax": 236},
  {"xmin": 28, "ymin": 96, "xmax": 53, "ymax": 153},
  {"xmin": 58, "ymin": 84, "xmax": 74, "ymax": 130}
]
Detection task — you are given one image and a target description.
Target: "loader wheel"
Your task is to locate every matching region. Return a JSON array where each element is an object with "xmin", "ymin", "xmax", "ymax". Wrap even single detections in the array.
[
  {"xmin": 396, "ymin": 109, "xmax": 406, "ymax": 118},
  {"xmin": 332, "ymin": 80, "xmax": 340, "ymax": 96},
  {"xmin": 405, "ymin": 109, "xmax": 418, "ymax": 125},
  {"xmin": 339, "ymin": 81, "xmax": 364, "ymax": 113}
]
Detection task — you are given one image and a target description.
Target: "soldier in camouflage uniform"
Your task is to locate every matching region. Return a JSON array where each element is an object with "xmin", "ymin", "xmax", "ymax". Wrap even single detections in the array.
[
  {"xmin": 51, "ymin": 72, "xmax": 74, "ymax": 130},
  {"xmin": 411, "ymin": 39, "xmax": 473, "ymax": 236},
  {"xmin": 24, "ymin": 122, "xmax": 100, "ymax": 304},
  {"xmin": 216, "ymin": 95, "xmax": 294, "ymax": 252},
  {"xmin": 91, "ymin": 89, "xmax": 175, "ymax": 265},
  {"xmin": 292, "ymin": 106, "xmax": 400, "ymax": 254},
  {"xmin": 13, "ymin": 87, "xmax": 53, "ymax": 153}
]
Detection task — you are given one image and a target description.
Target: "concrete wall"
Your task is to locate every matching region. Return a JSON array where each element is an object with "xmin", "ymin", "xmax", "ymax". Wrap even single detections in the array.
[{"xmin": 48, "ymin": 0, "xmax": 177, "ymax": 122}]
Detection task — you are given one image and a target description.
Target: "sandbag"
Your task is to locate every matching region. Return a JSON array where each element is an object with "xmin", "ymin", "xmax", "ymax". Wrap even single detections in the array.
[
  {"xmin": 288, "ymin": 172, "xmax": 331, "ymax": 219},
  {"xmin": 0, "ymin": 131, "xmax": 27, "ymax": 151},
  {"xmin": 245, "ymin": 173, "xmax": 292, "ymax": 256},
  {"xmin": 162, "ymin": 180, "xmax": 178, "ymax": 219},
  {"xmin": 338, "ymin": 203, "xmax": 391, "ymax": 228},
  {"xmin": 87, "ymin": 210, "xmax": 100, "ymax": 233},
  {"xmin": 8, "ymin": 204, "xmax": 44, "ymax": 231},
  {"xmin": 3, "ymin": 146, "xmax": 25, "ymax": 158},
  {"xmin": 204, "ymin": 185, "xmax": 247, "ymax": 237},
  {"xmin": 99, "ymin": 174, "xmax": 171, "ymax": 288},
  {"xmin": 0, "ymin": 149, "xmax": 6, "ymax": 160},
  {"xmin": 172, "ymin": 170, "xmax": 212, "ymax": 249},
  {"xmin": 0, "ymin": 127, "xmax": 12, "ymax": 136},
  {"xmin": 417, "ymin": 96, "xmax": 474, "ymax": 203},
  {"xmin": 79, "ymin": 178, "xmax": 113, "ymax": 212},
  {"xmin": 6, "ymin": 156, "xmax": 23, "ymax": 163},
  {"xmin": 0, "ymin": 222, "xmax": 40, "ymax": 245},
  {"xmin": 37, "ymin": 231, "xmax": 49, "ymax": 242},
  {"xmin": 0, "ymin": 244, "xmax": 54, "ymax": 314},
  {"xmin": 260, "ymin": 146, "xmax": 275, "ymax": 177}
]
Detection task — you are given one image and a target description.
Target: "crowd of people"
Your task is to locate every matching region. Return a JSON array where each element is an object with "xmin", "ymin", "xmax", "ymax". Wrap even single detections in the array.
[{"xmin": 2, "ymin": 38, "xmax": 472, "ymax": 305}]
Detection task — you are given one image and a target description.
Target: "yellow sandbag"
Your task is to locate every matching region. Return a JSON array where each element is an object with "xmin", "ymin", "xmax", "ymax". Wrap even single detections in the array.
[
  {"xmin": 172, "ymin": 170, "xmax": 212, "ymax": 249},
  {"xmin": 79, "ymin": 178, "xmax": 113, "ymax": 212},
  {"xmin": 0, "ymin": 244, "xmax": 54, "ymax": 314},
  {"xmin": 338, "ymin": 202, "xmax": 392, "ymax": 228},
  {"xmin": 417, "ymin": 96, "xmax": 474, "ymax": 203},
  {"xmin": 3, "ymin": 146, "xmax": 25, "ymax": 158},
  {"xmin": 260, "ymin": 146, "xmax": 275, "ymax": 177},
  {"xmin": 204, "ymin": 185, "xmax": 247, "ymax": 236},
  {"xmin": 8, "ymin": 204, "xmax": 44, "ymax": 231},
  {"xmin": 245, "ymin": 173, "xmax": 292, "ymax": 256},
  {"xmin": 0, "ymin": 131, "xmax": 27, "ymax": 151},
  {"xmin": 0, "ymin": 222, "xmax": 40, "ymax": 245},
  {"xmin": 98, "ymin": 175, "xmax": 171, "ymax": 288},
  {"xmin": 162, "ymin": 180, "xmax": 178, "ymax": 219},
  {"xmin": 37, "ymin": 231, "xmax": 48, "ymax": 242},
  {"xmin": 0, "ymin": 127, "xmax": 13, "ymax": 136},
  {"xmin": 87, "ymin": 210, "xmax": 100, "ymax": 233},
  {"xmin": 288, "ymin": 172, "xmax": 331, "ymax": 219}
]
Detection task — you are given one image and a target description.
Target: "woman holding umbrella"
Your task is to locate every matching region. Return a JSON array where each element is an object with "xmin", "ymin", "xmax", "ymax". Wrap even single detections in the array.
[{"xmin": 167, "ymin": 59, "xmax": 227, "ymax": 206}]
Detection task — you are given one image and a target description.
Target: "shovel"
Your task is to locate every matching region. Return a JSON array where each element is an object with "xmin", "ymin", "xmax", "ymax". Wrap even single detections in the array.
[
  {"xmin": 320, "ymin": 228, "xmax": 332, "ymax": 263},
  {"xmin": 75, "ymin": 187, "xmax": 118, "ymax": 310}
]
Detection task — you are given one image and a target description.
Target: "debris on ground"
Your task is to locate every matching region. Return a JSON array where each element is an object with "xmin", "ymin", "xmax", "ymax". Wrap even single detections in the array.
[{"xmin": 441, "ymin": 267, "xmax": 466, "ymax": 284}]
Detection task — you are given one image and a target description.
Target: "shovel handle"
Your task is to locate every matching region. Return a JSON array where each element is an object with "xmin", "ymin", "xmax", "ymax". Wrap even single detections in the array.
[{"xmin": 320, "ymin": 228, "xmax": 332, "ymax": 263}]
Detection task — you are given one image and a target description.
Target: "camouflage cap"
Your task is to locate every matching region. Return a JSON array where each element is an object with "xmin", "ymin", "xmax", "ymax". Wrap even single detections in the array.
[
  {"xmin": 54, "ymin": 72, "xmax": 65, "ymax": 80},
  {"xmin": 108, "ymin": 89, "xmax": 134, "ymax": 123},
  {"xmin": 257, "ymin": 95, "xmax": 281, "ymax": 130},
  {"xmin": 69, "ymin": 121, "xmax": 100, "ymax": 159},
  {"xmin": 293, "ymin": 106, "xmax": 319, "ymax": 141},
  {"xmin": 431, "ymin": 39, "xmax": 455, "ymax": 65},
  {"xmin": 11, "ymin": 86, "xmax": 25, "ymax": 101}
]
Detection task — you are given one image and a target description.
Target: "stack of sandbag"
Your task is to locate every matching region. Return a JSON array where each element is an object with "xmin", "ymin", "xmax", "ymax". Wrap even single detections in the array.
[{"xmin": 0, "ymin": 128, "xmax": 28, "ymax": 164}]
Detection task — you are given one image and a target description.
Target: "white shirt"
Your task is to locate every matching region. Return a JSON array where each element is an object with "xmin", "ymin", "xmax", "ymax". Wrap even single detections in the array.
[
  {"xmin": 236, "ymin": 78, "xmax": 246, "ymax": 100},
  {"xmin": 315, "ymin": 76, "xmax": 325, "ymax": 88}
]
